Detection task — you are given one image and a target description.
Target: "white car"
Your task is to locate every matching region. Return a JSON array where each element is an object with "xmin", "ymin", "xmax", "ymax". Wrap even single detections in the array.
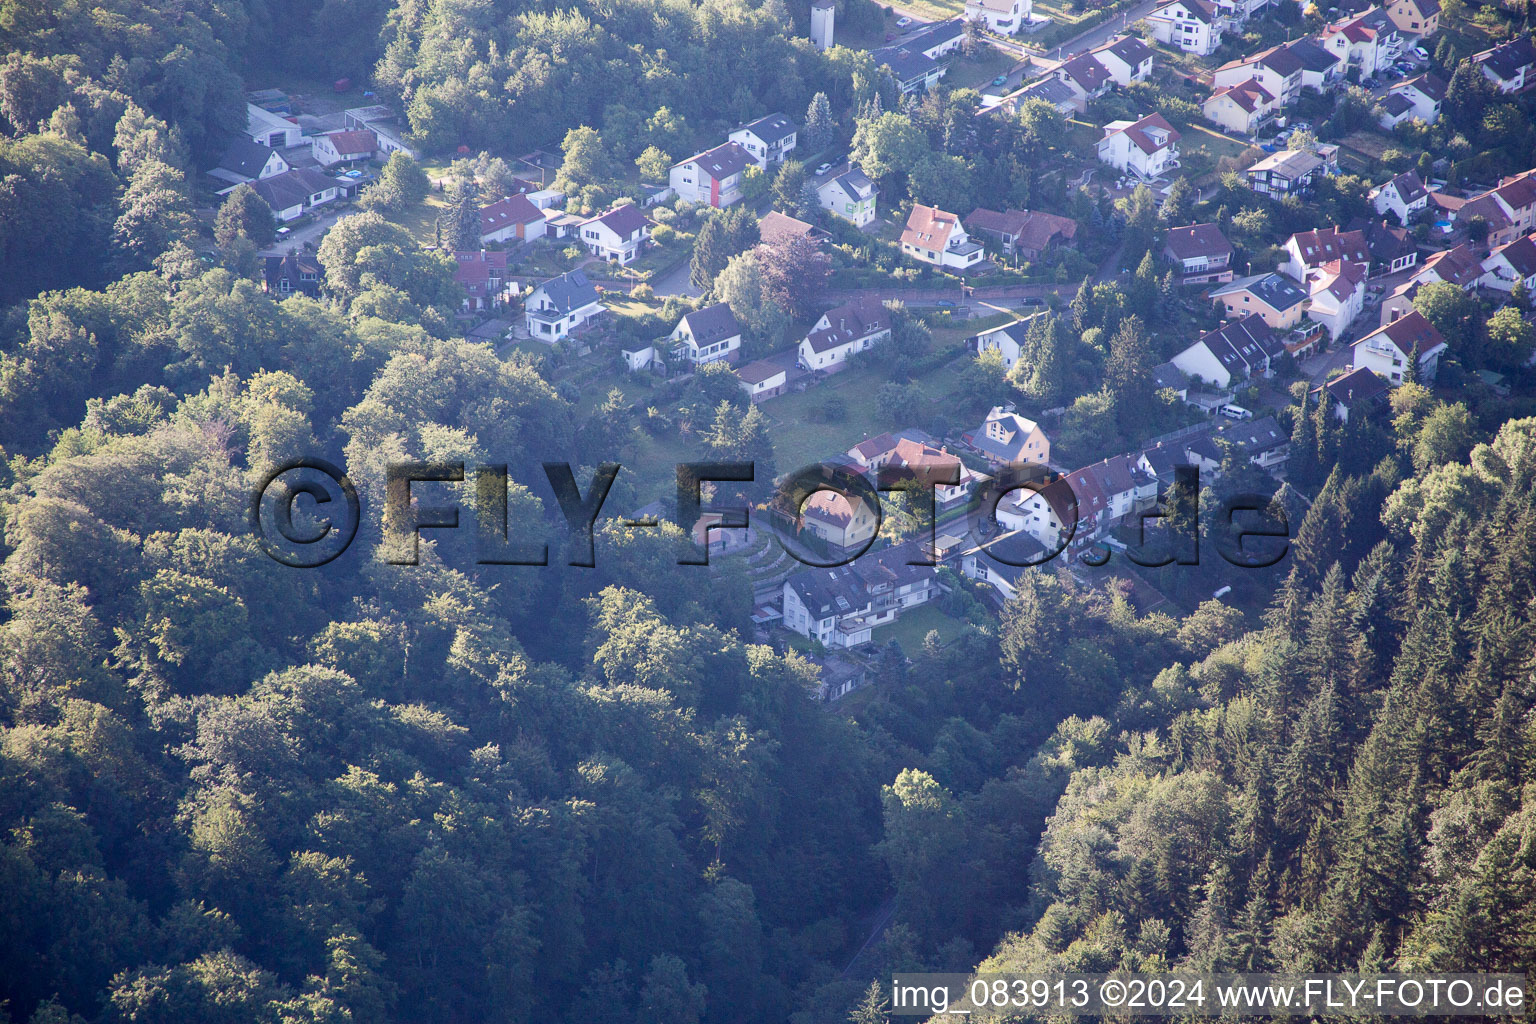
[
  {"xmin": 896, "ymin": 15, "xmax": 911, "ymax": 25},
  {"xmin": 816, "ymin": 162, "xmax": 834, "ymax": 175}
]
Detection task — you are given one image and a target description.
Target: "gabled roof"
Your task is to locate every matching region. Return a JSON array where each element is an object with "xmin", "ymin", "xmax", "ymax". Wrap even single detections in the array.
[
  {"xmin": 217, "ymin": 138, "xmax": 282, "ymax": 179},
  {"xmin": 1154, "ymin": 0, "xmax": 1218, "ymax": 23},
  {"xmin": 1310, "ymin": 258, "xmax": 1367, "ymax": 304},
  {"xmin": 1182, "ymin": 314, "xmax": 1284, "ymax": 377},
  {"xmin": 1220, "ymin": 415, "xmax": 1288, "ymax": 454},
  {"xmin": 1094, "ymin": 35, "xmax": 1155, "ymax": 67},
  {"xmin": 1379, "ymin": 93, "xmax": 1415, "ymax": 116},
  {"xmin": 902, "ymin": 204, "xmax": 963, "ymax": 252},
  {"xmin": 759, "ymin": 210, "xmax": 823, "ymax": 245},
  {"xmin": 1356, "ymin": 310, "xmax": 1447, "ymax": 358},
  {"xmin": 480, "ymin": 193, "xmax": 544, "ymax": 234},
  {"xmin": 736, "ymin": 356, "xmax": 789, "ymax": 385},
  {"xmin": 970, "ymin": 406, "xmax": 1043, "ymax": 462},
  {"xmin": 1209, "ymin": 77, "xmax": 1275, "ymax": 113},
  {"xmin": 1211, "ymin": 273, "xmax": 1308, "ymax": 312},
  {"xmin": 585, "ymin": 203, "xmax": 650, "ymax": 237},
  {"xmin": 1383, "ymin": 170, "xmax": 1428, "ymax": 204},
  {"xmin": 1417, "ymin": 242, "xmax": 1482, "ymax": 286},
  {"xmin": 901, "ymin": 16, "xmax": 966, "ymax": 54},
  {"xmin": 965, "ymin": 207, "xmax": 1077, "ymax": 249},
  {"xmin": 1218, "ymin": 43, "xmax": 1304, "ymax": 78},
  {"xmin": 1474, "ymin": 35, "xmax": 1536, "ymax": 80},
  {"xmin": 532, "ymin": 269, "xmax": 601, "ymax": 314},
  {"xmin": 733, "ymin": 113, "xmax": 797, "ymax": 146},
  {"xmin": 452, "ymin": 250, "xmax": 509, "ymax": 295},
  {"xmin": 250, "ymin": 167, "xmax": 336, "ymax": 211},
  {"xmin": 1316, "ymin": 366, "xmax": 1389, "ymax": 407},
  {"xmin": 1489, "ymin": 233, "xmax": 1536, "ymax": 279},
  {"xmin": 821, "ymin": 167, "xmax": 876, "ymax": 204},
  {"xmin": 1288, "ymin": 226, "xmax": 1370, "ymax": 267},
  {"xmin": 679, "ymin": 141, "xmax": 753, "ymax": 181},
  {"xmin": 1105, "ymin": 112, "xmax": 1181, "ymax": 154},
  {"xmin": 263, "ymin": 253, "xmax": 321, "ymax": 292},
  {"xmin": 870, "ymin": 45, "xmax": 940, "ymax": 85},
  {"xmin": 1395, "ymin": 72, "xmax": 1446, "ymax": 101},
  {"xmin": 1285, "ymin": 39, "xmax": 1340, "ymax": 73},
  {"xmin": 1354, "ymin": 217, "xmax": 1416, "ymax": 264},
  {"xmin": 967, "ymin": 529, "xmax": 1051, "ymax": 584},
  {"xmin": 1058, "ymin": 53, "xmax": 1113, "ymax": 93},
  {"xmin": 1163, "ymin": 222, "xmax": 1233, "ymax": 261},
  {"xmin": 1248, "ymin": 149, "xmax": 1324, "ymax": 179},
  {"xmin": 679, "ymin": 302, "xmax": 743, "ymax": 347},
  {"xmin": 321, "ymin": 129, "xmax": 376, "ymax": 157},
  {"xmin": 1017, "ymin": 76, "xmax": 1078, "ymax": 106},
  {"xmin": 848, "ymin": 428, "xmax": 934, "ymax": 462},
  {"xmin": 969, "ymin": 0, "xmax": 1021, "ymax": 12},
  {"xmin": 803, "ymin": 297, "xmax": 891, "ymax": 354}
]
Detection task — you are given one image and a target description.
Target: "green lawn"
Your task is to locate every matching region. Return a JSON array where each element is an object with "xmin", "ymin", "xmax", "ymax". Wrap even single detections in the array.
[
  {"xmin": 872, "ymin": 601, "xmax": 973, "ymax": 653},
  {"xmin": 944, "ymin": 47, "xmax": 1016, "ymax": 91}
]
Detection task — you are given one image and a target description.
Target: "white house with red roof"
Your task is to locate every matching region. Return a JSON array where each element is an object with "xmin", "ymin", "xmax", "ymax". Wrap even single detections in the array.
[
  {"xmin": 1318, "ymin": 9, "xmax": 1401, "ymax": 77},
  {"xmin": 1305, "ymin": 259, "xmax": 1368, "ymax": 341},
  {"xmin": 479, "ymin": 194, "xmax": 547, "ymax": 245},
  {"xmin": 1096, "ymin": 113, "xmax": 1181, "ymax": 181},
  {"xmin": 1281, "ymin": 226, "xmax": 1371, "ymax": 282},
  {"xmin": 670, "ymin": 142, "xmax": 753, "ymax": 207},
  {"xmin": 1203, "ymin": 78, "xmax": 1278, "ymax": 134},
  {"xmin": 578, "ymin": 204, "xmax": 652, "ymax": 264},
  {"xmin": 900, "ymin": 204, "xmax": 985, "ymax": 270},
  {"xmin": 312, "ymin": 130, "xmax": 377, "ymax": 166},
  {"xmin": 1352, "ymin": 310, "xmax": 1447, "ymax": 384},
  {"xmin": 1147, "ymin": 0, "xmax": 1223, "ymax": 55},
  {"xmin": 452, "ymin": 250, "xmax": 510, "ymax": 311},
  {"xmin": 1213, "ymin": 44, "xmax": 1306, "ymax": 106}
]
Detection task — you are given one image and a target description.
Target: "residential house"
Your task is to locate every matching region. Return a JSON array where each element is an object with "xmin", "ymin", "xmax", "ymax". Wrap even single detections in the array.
[
  {"xmin": 341, "ymin": 105, "xmax": 415, "ymax": 158},
  {"xmin": 1479, "ymin": 232, "xmax": 1536, "ymax": 293},
  {"xmin": 798, "ymin": 297, "xmax": 892, "ymax": 372},
  {"xmin": 1311, "ymin": 366, "xmax": 1390, "ymax": 422},
  {"xmin": 1163, "ymin": 222, "xmax": 1235, "ymax": 284},
  {"xmin": 671, "ymin": 302, "xmax": 744, "ymax": 365},
  {"xmin": 1457, "ymin": 169, "xmax": 1536, "ymax": 248},
  {"xmin": 796, "ymin": 491, "xmax": 881, "ymax": 555},
  {"xmin": 780, "ymin": 541, "xmax": 938, "ymax": 647},
  {"xmin": 965, "ymin": 207, "xmax": 1078, "ymax": 260},
  {"xmin": 479, "ymin": 194, "xmax": 547, "ymax": 245},
  {"xmin": 846, "ymin": 432, "xmax": 984, "ymax": 508},
  {"xmin": 1246, "ymin": 149, "xmax": 1328, "ymax": 196},
  {"xmin": 1008, "ymin": 75, "xmax": 1080, "ymax": 115},
  {"xmin": 1214, "ymin": 44, "xmax": 1306, "ymax": 106},
  {"xmin": 1352, "ymin": 310, "xmax": 1447, "ymax": 383},
  {"xmin": 1351, "ymin": 217, "xmax": 1418, "ymax": 274},
  {"xmin": 1203, "ymin": 78, "xmax": 1279, "ymax": 135},
  {"xmin": 524, "ymin": 270, "xmax": 604, "ymax": 343},
  {"xmin": 1473, "ymin": 35, "xmax": 1536, "ymax": 94},
  {"xmin": 758, "ymin": 211, "xmax": 827, "ymax": 247},
  {"xmin": 1222, "ymin": 415, "xmax": 1291, "ymax": 470},
  {"xmin": 1319, "ymin": 8, "xmax": 1400, "ymax": 77},
  {"xmin": 1385, "ymin": 0, "xmax": 1439, "ymax": 37},
  {"xmin": 1378, "ymin": 242, "xmax": 1480, "ymax": 324},
  {"xmin": 250, "ymin": 168, "xmax": 339, "ymax": 221},
  {"xmin": 1090, "ymin": 35, "xmax": 1156, "ymax": 86},
  {"xmin": 1286, "ymin": 38, "xmax": 1344, "ymax": 92},
  {"xmin": 1147, "ymin": 0, "xmax": 1224, "ymax": 55},
  {"xmin": 579, "ymin": 204, "xmax": 651, "ymax": 264},
  {"xmin": 1054, "ymin": 53, "xmax": 1116, "ymax": 108},
  {"xmin": 1170, "ymin": 314, "xmax": 1285, "ymax": 387},
  {"xmin": 870, "ymin": 46, "xmax": 946, "ymax": 95},
  {"xmin": 1371, "ymin": 170, "xmax": 1430, "ymax": 225},
  {"xmin": 210, "ymin": 139, "xmax": 290, "ymax": 187},
  {"xmin": 992, "ymin": 476, "xmax": 1078, "ymax": 554},
  {"xmin": 901, "ymin": 17, "xmax": 968, "ymax": 58},
  {"xmin": 735, "ymin": 356, "xmax": 791, "ymax": 402},
  {"xmin": 246, "ymin": 102, "xmax": 302, "ymax": 148},
  {"xmin": 965, "ymin": 405, "xmax": 1051, "ymax": 468},
  {"xmin": 312, "ymin": 130, "xmax": 377, "ymax": 166},
  {"xmin": 453, "ymin": 250, "xmax": 510, "ymax": 311},
  {"xmin": 1096, "ymin": 113, "xmax": 1182, "ymax": 181},
  {"xmin": 670, "ymin": 142, "xmax": 753, "ymax": 207},
  {"xmin": 966, "ymin": 0, "xmax": 1031, "ymax": 34},
  {"xmin": 961, "ymin": 530, "xmax": 1054, "ymax": 602},
  {"xmin": 1305, "ymin": 259, "xmax": 1368, "ymax": 341},
  {"xmin": 1386, "ymin": 73, "xmax": 1445, "ymax": 123},
  {"xmin": 262, "ymin": 254, "xmax": 322, "ymax": 298},
  {"xmin": 1281, "ymin": 226, "xmax": 1371, "ymax": 281},
  {"xmin": 969, "ymin": 314, "xmax": 1046, "ymax": 370},
  {"xmin": 901, "ymin": 204, "xmax": 985, "ymax": 270},
  {"xmin": 1210, "ymin": 274, "xmax": 1310, "ymax": 329},
  {"xmin": 728, "ymin": 114, "xmax": 798, "ymax": 170},
  {"xmin": 1065, "ymin": 455, "xmax": 1160, "ymax": 547},
  {"xmin": 818, "ymin": 167, "xmax": 879, "ymax": 227}
]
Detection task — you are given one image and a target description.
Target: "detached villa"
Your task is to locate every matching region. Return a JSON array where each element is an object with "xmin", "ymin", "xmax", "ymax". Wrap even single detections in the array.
[
  {"xmin": 798, "ymin": 297, "xmax": 893, "ymax": 372},
  {"xmin": 524, "ymin": 270, "xmax": 604, "ymax": 343},
  {"xmin": 1096, "ymin": 113, "xmax": 1181, "ymax": 181},
  {"xmin": 900, "ymin": 204, "xmax": 985, "ymax": 271}
]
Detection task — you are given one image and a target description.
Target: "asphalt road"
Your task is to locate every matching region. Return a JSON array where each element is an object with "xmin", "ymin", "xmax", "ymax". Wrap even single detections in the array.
[{"xmin": 258, "ymin": 207, "xmax": 349, "ymax": 256}]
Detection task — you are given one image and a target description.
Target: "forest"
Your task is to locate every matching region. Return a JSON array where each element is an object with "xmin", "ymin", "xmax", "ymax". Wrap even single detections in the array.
[{"xmin": 4, "ymin": 0, "xmax": 1536, "ymax": 1021}]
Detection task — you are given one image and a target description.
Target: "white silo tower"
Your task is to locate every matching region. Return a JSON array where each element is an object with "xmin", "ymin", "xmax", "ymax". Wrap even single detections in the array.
[{"xmin": 810, "ymin": 0, "xmax": 835, "ymax": 50}]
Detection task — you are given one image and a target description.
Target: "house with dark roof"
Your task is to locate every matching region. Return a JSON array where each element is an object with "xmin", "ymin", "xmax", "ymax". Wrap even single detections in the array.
[
  {"xmin": 1096, "ymin": 113, "xmax": 1181, "ymax": 181},
  {"xmin": 480, "ymin": 194, "xmax": 546, "ymax": 245},
  {"xmin": 250, "ymin": 168, "xmax": 340, "ymax": 221},
  {"xmin": 1387, "ymin": 73, "xmax": 1445, "ymax": 123},
  {"xmin": 993, "ymin": 475, "xmax": 1079, "ymax": 556},
  {"xmin": 1091, "ymin": 35, "xmax": 1156, "ymax": 86},
  {"xmin": 670, "ymin": 142, "xmax": 753, "ymax": 207},
  {"xmin": 1162, "ymin": 223, "xmax": 1234, "ymax": 284},
  {"xmin": 1214, "ymin": 44, "xmax": 1306, "ymax": 106},
  {"xmin": 1372, "ymin": 170, "xmax": 1430, "ymax": 225},
  {"xmin": 524, "ymin": 270, "xmax": 604, "ymax": 343},
  {"xmin": 901, "ymin": 17, "xmax": 967, "ymax": 58},
  {"xmin": 1203, "ymin": 77, "xmax": 1278, "ymax": 134},
  {"xmin": 780, "ymin": 539, "xmax": 940, "ymax": 647},
  {"xmin": 728, "ymin": 114, "xmax": 798, "ymax": 169},
  {"xmin": 798, "ymin": 297, "xmax": 892, "ymax": 372},
  {"xmin": 452, "ymin": 250, "xmax": 510, "ymax": 311},
  {"xmin": 1147, "ymin": 0, "xmax": 1223, "ymax": 55},
  {"xmin": 1282, "ymin": 226, "xmax": 1371, "ymax": 282},
  {"xmin": 1352, "ymin": 310, "xmax": 1447, "ymax": 383},
  {"xmin": 968, "ymin": 312, "xmax": 1048, "ymax": 369},
  {"xmin": 1353, "ymin": 217, "xmax": 1418, "ymax": 275},
  {"xmin": 1479, "ymin": 231, "xmax": 1536, "ymax": 294},
  {"xmin": 262, "ymin": 253, "xmax": 322, "ymax": 298},
  {"xmin": 964, "ymin": 405, "xmax": 1051, "ymax": 468},
  {"xmin": 1286, "ymin": 39, "xmax": 1343, "ymax": 92},
  {"xmin": 1171, "ymin": 314, "xmax": 1286, "ymax": 388},
  {"xmin": 870, "ymin": 45, "xmax": 945, "ymax": 95},
  {"xmin": 960, "ymin": 529, "xmax": 1054, "ymax": 601},
  {"xmin": 1004, "ymin": 75, "xmax": 1079, "ymax": 115},
  {"xmin": 669, "ymin": 302, "xmax": 743, "ymax": 365},
  {"xmin": 1473, "ymin": 35, "xmax": 1535, "ymax": 93},
  {"xmin": 735, "ymin": 353, "xmax": 795, "ymax": 402},
  {"xmin": 578, "ymin": 204, "xmax": 651, "ymax": 264},
  {"xmin": 817, "ymin": 166, "xmax": 878, "ymax": 227},
  {"xmin": 1054, "ymin": 53, "xmax": 1115, "ymax": 107},
  {"xmin": 1457, "ymin": 169, "xmax": 1536, "ymax": 247},
  {"xmin": 1211, "ymin": 274, "xmax": 1310, "ymax": 330},
  {"xmin": 1247, "ymin": 149, "xmax": 1328, "ymax": 196},
  {"xmin": 210, "ymin": 138, "xmax": 290, "ymax": 187},
  {"xmin": 965, "ymin": 207, "xmax": 1078, "ymax": 261},
  {"xmin": 1311, "ymin": 366, "xmax": 1390, "ymax": 422}
]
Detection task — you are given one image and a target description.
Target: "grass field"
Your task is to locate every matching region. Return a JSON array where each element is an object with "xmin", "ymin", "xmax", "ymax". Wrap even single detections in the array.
[{"xmin": 872, "ymin": 601, "xmax": 972, "ymax": 652}]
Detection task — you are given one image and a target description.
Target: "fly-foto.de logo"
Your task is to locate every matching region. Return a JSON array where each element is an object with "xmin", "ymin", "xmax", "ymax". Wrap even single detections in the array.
[{"xmin": 250, "ymin": 459, "xmax": 1290, "ymax": 570}]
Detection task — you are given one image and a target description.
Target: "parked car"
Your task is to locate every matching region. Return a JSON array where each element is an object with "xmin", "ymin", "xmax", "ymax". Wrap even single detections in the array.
[
  {"xmin": 816, "ymin": 162, "xmax": 833, "ymax": 175},
  {"xmin": 895, "ymin": 15, "xmax": 911, "ymax": 25},
  {"xmin": 1413, "ymin": 46, "xmax": 1429, "ymax": 60},
  {"xmin": 991, "ymin": 74, "xmax": 1009, "ymax": 86}
]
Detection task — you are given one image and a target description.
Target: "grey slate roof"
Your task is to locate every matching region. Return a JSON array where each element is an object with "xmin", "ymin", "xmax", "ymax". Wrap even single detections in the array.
[
  {"xmin": 1212, "ymin": 273, "xmax": 1307, "ymax": 313},
  {"xmin": 217, "ymin": 138, "xmax": 281, "ymax": 180},
  {"xmin": 735, "ymin": 113, "xmax": 797, "ymax": 146},
  {"xmin": 533, "ymin": 270, "xmax": 600, "ymax": 314},
  {"xmin": 680, "ymin": 302, "xmax": 743, "ymax": 347},
  {"xmin": 250, "ymin": 167, "xmax": 336, "ymax": 211}
]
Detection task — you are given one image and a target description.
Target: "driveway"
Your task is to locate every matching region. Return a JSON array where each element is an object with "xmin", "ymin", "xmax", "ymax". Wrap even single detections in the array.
[
  {"xmin": 650, "ymin": 254, "xmax": 703, "ymax": 298},
  {"xmin": 1035, "ymin": 0, "xmax": 1161, "ymax": 68},
  {"xmin": 259, "ymin": 207, "xmax": 349, "ymax": 255}
]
